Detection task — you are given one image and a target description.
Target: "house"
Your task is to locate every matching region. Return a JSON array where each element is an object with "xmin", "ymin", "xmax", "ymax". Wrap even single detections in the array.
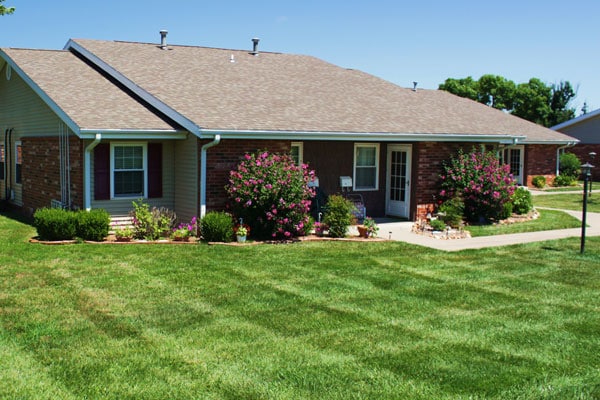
[
  {"xmin": 552, "ymin": 109, "xmax": 600, "ymax": 166},
  {"xmin": 0, "ymin": 32, "xmax": 578, "ymax": 222}
]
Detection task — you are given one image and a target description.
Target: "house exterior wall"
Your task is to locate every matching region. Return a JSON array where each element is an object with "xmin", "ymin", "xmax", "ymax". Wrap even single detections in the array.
[
  {"xmin": 412, "ymin": 142, "xmax": 477, "ymax": 220},
  {"xmin": 0, "ymin": 63, "xmax": 71, "ymax": 210},
  {"xmin": 523, "ymin": 144, "xmax": 561, "ymax": 187},
  {"xmin": 559, "ymin": 116, "xmax": 600, "ymax": 144},
  {"xmin": 91, "ymin": 140, "xmax": 176, "ymax": 216},
  {"xmin": 173, "ymin": 134, "xmax": 198, "ymax": 222},
  {"xmin": 21, "ymin": 136, "xmax": 83, "ymax": 214}
]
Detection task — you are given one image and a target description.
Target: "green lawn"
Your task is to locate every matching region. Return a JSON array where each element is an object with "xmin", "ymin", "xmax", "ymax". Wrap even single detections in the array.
[
  {"xmin": 1, "ymin": 214, "xmax": 599, "ymax": 399},
  {"xmin": 533, "ymin": 193, "xmax": 600, "ymax": 213},
  {"xmin": 465, "ymin": 209, "xmax": 581, "ymax": 237}
]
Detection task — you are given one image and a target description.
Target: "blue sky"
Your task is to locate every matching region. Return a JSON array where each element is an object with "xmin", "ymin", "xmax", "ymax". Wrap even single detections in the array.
[{"xmin": 2, "ymin": 0, "xmax": 599, "ymax": 114}]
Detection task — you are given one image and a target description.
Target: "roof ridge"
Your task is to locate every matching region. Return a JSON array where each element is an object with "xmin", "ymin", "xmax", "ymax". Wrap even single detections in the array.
[{"xmin": 72, "ymin": 38, "xmax": 284, "ymax": 55}]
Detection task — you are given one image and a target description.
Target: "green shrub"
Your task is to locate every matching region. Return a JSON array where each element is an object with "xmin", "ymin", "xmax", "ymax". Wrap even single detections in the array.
[
  {"xmin": 130, "ymin": 200, "xmax": 176, "ymax": 240},
  {"xmin": 511, "ymin": 187, "xmax": 533, "ymax": 215},
  {"xmin": 33, "ymin": 208, "xmax": 77, "ymax": 241},
  {"xmin": 559, "ymin": 153, "xmax": 581, "ymax": 178},
  {"xmin": 531, "ymin": 175, "xmax": 546, "ymax": 189},
  {"xmin": 499, "ymin": 201, "xmax": 513, "ymax": 220},
  {"xmin": 429, "ymin": 218, "xmax": 446, "ymax": 231},
  {"xmin": 438, "ymin": 196, "xmax": 464, "ymax": 228},
  {"xmin": 76, "ymin": 209, "xmax": 110, "ymax": 241},
  {"xmin": 553, "ymin": 174, "xmax": 576, "ymax": 187},
  {"xmin": 200, "ymin": 211, "xmax": 234, "ymax": 242},
  {"xmin": 323, "ymin": 195, "xmax": 355, "ymax": 238}
]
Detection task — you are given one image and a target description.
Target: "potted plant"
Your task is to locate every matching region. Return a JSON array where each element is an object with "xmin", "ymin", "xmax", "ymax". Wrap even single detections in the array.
[
  {"xmin": 171, "ymin": 216, "xmax": 197, "ymax": 242},
  {"xmin": 358, "ymin": 217, "xmax": 379, "ymax": 238},
  {"xmin": 114, "ymin": 225, "xmax": 134, "ymax": 242},
  {"xmin": 234, "ymin": 224, "xmax": 250, "ymax": 243}
]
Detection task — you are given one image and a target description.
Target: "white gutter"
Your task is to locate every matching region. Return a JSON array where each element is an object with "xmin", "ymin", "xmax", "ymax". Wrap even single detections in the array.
[
  {"xmin": 200, "ymin": 128, "xmax": 526, "ymax": 144},
  {"xmin": 79, "ymin": 129, "xmax": 188, "ymax": 140},
  {"xmin": 83, "ymin": 133, "xmax": 102, "ymax": 211},
  {"xmin": 200, "ymin": 134, "xmax": 221, "ymax": 218}
]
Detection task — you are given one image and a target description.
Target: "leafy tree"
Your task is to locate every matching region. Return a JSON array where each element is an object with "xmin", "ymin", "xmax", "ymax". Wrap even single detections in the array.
[
  {"xmin": 439, "ymin": 75, "xmax": 576, "ymax": 127},
  {"xmin": 0, "ymin": 0, "xmax": 14, "ymax": 15}
]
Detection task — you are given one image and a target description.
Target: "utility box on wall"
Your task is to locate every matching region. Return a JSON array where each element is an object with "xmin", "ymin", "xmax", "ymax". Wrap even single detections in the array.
[{"xmin": 339, "ymin": 176, "xmax": 352, "ymax": 188}]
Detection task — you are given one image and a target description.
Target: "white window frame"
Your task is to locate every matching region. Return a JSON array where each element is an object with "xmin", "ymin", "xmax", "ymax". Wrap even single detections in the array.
[
  {"xmin": 14, "ymin": 141, "xmax": 22, "ymax": 185},
  {"xmin": 110, "ymin": 142, "xmax": 148, "ymax": 199},
  {"xmin": 353, "ymin": 143, "xmax": 379, "ymax": 191},
  {"xmin": 291, "ymin": 142, "xmax": 304, "ymax": 165}
]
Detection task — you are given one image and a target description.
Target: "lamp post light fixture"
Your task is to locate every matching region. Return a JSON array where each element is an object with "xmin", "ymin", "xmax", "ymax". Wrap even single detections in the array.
[
  {"xmin": 580, "ymin": 162, "xmax": 594, "ymax": 254},
  {"xmin": 590, "ymin": 152, "xmax": 597, "ymax": 195}
]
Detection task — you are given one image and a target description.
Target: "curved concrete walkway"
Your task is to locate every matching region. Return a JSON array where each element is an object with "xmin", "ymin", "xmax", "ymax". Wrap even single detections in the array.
[{"xmin": 372, "ymin": 192, "xmax": 600, "ymax": 251}]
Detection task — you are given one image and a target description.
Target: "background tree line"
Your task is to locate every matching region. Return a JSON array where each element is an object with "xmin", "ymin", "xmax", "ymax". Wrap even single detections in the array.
[{"xmin": 439, "ymin": 74, "xmax": 576, "ymax": 127}]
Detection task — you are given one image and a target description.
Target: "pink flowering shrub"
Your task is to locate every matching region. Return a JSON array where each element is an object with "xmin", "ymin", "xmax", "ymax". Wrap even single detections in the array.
[
  {"xmin": 439, "ymin": 148, "xmax": 517, "ymax": 222},
  {"xmin": 226, "ymin": 151, "xmax": 316, "ymax": 239}
]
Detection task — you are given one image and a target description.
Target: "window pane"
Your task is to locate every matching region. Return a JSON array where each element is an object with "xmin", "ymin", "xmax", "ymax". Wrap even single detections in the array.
[
  {"xmin": 356, "ymin": 146, "xmax": 376, "ymax": 167},
  {"xmin": 115, "ymin": 146, "xmax": 143, "ymax": 170},
  {"xmin": 290, "ymin": 146, "xmax": 300, "ymax": 165},
  {"xmin": 355, "ymin": 167, "xmax": 376, "ymax": 189},
  {"xmin": 114, "ymin": 171, "xmax": 144, "ymax": 196}
]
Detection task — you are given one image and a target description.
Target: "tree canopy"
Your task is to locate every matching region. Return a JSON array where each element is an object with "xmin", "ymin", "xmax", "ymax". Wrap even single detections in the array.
[
  {"xmin": 0, "ymin": 0, "xmax": 15, "ymax": 15},
  {"xmin": 439, "ymin": 74, "xmax": 576, "ymax": 127}
]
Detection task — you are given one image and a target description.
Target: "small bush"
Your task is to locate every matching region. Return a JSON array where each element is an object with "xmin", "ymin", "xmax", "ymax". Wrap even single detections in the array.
[
  {"xmin": 34, "ymin": 208, "xmax": 77, "ymax": 241},
  {"xmin": 77, "ymin": 209, "xmax": 110, "ymax": 241},
  {"xmin": 323, "ymin": 195, "xmax": 355, "ymax": 238},
  {"xmin": 511, "ymin": 187, "xmax": 533, "ymax": 215},
  {"xmin": 130, "ymin": 200, "xmax": 176, "ymax": 240},
  {"xmin": 429, "ymin": 218, "xmax": 446, "ymax": 231},
  {"xmin": 553, "ymin": 174, "xmax": 576, "ymax": 187},
  {"xmin": 200, "ymin": 211, "xmax": 234, "ymax": 242},
  {"xmin": 438, "ymin": 196, "xmax": 464, "ymax": 228},
  {"xmin": 531, "ymin": 175, "xmax": 546, "ymax": 189},
  {"xmin": 559, "ymin": 153, "xmax": 581, "ymax": 178},
  {"xmin": 499, "ymin": 201, "xmax": 513, "ymax": 220}
]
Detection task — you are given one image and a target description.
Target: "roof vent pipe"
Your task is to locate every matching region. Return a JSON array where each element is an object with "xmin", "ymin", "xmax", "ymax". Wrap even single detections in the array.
[
  {"xmin": 160, "ymin": 30, "xmax": 168, "ymax": 49},
  {"xmin": 413, "ymin": 81, "xmax": 418, "ymax": 92},
  {"xmin": 251, "ymin": 37, "xmax": 260, "ymax": 55}
]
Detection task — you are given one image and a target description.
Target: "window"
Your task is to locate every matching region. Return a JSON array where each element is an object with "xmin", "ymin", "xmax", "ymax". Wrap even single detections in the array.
[
  {"xmin": 111, "ymin": 143, "xmax": 147, "ymax": 198},
  {"xmin": 15, "ymin": 142, "xmax": 22, "ymax": 184},
  {"xmin": 290, "ymin": 142, "xmax": 303, "ymax": 165},
  {"xmin": 0, "ymin": 144, "xmax": 4, "ymax": 180},
  {"xmin": 353, "ymin": 143, "xmax": 379, "ymax": 190}
]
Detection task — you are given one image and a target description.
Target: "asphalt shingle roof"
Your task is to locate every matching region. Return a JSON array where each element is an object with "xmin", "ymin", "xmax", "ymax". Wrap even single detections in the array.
[
  {"xmin": 5, "ymin": 39, "xmax": 578, "ymax": 143},
  {"xmin": 1, "ymin": 47, "xmax": 179, "ymax": 132}
]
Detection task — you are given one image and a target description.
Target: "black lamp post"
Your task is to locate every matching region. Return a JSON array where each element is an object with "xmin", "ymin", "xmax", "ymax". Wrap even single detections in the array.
[
  {"xmin": 580, "ymin": 162, "xmax": 594, "ymax": 253},
  {"xmin": 590, "ymin": 152, "xmax": 597, "ymax": 195}
]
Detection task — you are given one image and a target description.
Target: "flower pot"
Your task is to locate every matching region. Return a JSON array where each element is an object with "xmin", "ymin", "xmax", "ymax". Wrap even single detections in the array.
[
  {"xmin": 237, "ymin": 235, "xmax": 246, "ymax": 243},
  {"xmin": 357, "ymin": 226, "xmax": 370, "ymax": 238},
  {"xmin": 115, "ymin": 236, "xmax": 132, "ymax": 242}
]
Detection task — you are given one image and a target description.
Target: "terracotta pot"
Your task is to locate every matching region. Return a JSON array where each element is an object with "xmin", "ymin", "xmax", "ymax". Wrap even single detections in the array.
[{"xmin": 357, "ymin": 226, "xmax": 369, "ymax": 238}]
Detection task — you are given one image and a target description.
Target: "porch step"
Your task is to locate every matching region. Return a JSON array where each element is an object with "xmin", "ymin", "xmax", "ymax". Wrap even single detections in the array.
[{"xmin": 109, "ymin": 216, "xmax": 134, "ymax": 233}]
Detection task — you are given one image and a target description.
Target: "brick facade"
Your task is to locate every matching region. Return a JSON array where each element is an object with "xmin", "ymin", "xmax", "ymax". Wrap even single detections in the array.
[
  {"xmin": 523, "ymin": 144, "xmax": 560, "ymax": 187},
  {"xmin": 22, "ymin": 136, "xmax": 83, "ymax": 213},
  {"xmin": 201, "ymin": 139, "xmax": 291, "ymax": 212}
]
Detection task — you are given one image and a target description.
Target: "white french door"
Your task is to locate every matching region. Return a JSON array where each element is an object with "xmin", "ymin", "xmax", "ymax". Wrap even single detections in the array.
[{"xmin": 386, "ymin": 145, "xmax": 411, "ymax": 218}]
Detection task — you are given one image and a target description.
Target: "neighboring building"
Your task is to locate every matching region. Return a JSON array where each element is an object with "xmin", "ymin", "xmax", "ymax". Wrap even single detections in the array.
[
  {"xmin": 0, "ymin": 33, "xmax": 578, "ymax": 222},
  {"xmin": 552, "ymin": 109, "xmax": 600, "ymax": 166}
]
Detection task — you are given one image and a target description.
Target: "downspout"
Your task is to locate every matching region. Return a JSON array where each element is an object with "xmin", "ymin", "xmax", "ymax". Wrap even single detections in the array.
[
  {"xmin": 200, "ymin": 134, "xmax": 221, "ymax": 218},
  {"xmin": 556, "ymin": 142, "xmax": 576, "ymax": 176},
  {"xmin": 84, "ymin": 133, "xmax": 102, "ymax": 211},
  {"xmin": 4, "ymin": 128, "xmax": 13, "ymax": 200}
]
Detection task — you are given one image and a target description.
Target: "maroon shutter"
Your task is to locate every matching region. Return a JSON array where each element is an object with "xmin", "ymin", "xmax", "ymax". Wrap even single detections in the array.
[
  {"xmin": 148, "ymin": 143, "xmax": 162, "ymax": 198},
  {"xmin": 94, "ymin": 143, "xmax": 110, "ymax": 200}
]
